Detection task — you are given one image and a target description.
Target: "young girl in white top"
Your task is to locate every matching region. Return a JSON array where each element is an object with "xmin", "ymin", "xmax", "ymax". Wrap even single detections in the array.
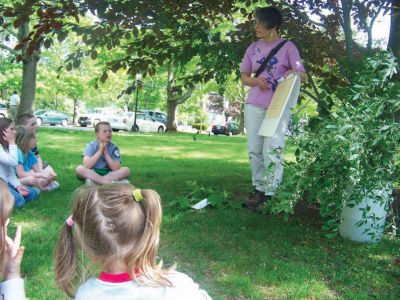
[
  {"xmin": 0, "ymin": 179, "xmax": 27, "ymax": 300},
  {"xmin": 54, "ymin": 183, "xmax": 212, "ymax": 300},
  {"xmin": 15, "ymin": 127, "xmax": 59, "ymax": 192}
]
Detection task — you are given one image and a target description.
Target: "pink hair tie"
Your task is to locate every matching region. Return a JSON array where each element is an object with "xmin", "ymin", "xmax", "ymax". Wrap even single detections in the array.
[{"xmin": 66, "ymin": 215, "xmax": 74, "ymax": 227}]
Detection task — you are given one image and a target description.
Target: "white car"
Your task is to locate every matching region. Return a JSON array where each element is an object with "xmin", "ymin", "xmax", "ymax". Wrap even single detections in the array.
[
  {"xmin": 108, "ymin": 112, "xmax": 166, "ymax": 133},
  {"xmin": 78, "ymin": 108, "xmax": 113, "ymax": 127},
  {"xmin": 0, "ymin": 102, "xmax": 8, "ymax": 118}
]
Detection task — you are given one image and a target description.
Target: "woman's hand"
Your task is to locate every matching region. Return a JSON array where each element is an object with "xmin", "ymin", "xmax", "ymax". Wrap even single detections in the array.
[
  {"xmin": 284, "ymin": 69, "xmax": 307, "ymax": 82},
  {"xmin": 4, "ymin": 225, "xmax": 24, "ymax": 280},
  {"xmin": 241, "ymin": 72, "xmax": 269, "ymax": 90},
  {"xmin": 255, "ymin": 77, "xmax": 269, "ymax": 90},
  {"xmin": 3, "ymin": 128, "xmax": 16, "ymax": 145},
  {"xmin": 284, "ymin": 69, "xmax": 297, "ymax": 78}
]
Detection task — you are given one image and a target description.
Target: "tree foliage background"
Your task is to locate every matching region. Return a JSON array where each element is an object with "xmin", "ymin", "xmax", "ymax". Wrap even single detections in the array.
[{"xmin": 0, "ymin": 0, "xmax": 398, "ymax": 130}]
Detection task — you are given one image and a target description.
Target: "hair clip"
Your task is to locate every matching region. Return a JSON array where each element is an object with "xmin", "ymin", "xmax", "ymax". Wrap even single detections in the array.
[
  {"xmin": 66, "ymin": 215, "xmax": 74, "ymax": 227},
  {"xmin": 132, "ymin": 189, "xmax": 143, "ymax": 202}
]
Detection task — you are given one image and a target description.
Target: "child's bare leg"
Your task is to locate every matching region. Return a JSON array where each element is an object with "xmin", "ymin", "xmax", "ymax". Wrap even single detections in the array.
[
  {"xmin": 19, "ymin": 176, "xmax": 41, "ymax": 189},
  {"xmin": 43, "ymin": 165, "xmax": 57, "ymax": 179},
  {"xmin": 37, "ymin": 177, "xmax": 51, "ymax": 190},
  {"xmin": 19, "ymin": 176, "xmax": 36, "ymax": 186},
  {"xmin": 102, "ymin": 167, "xmax": 131, "ymax": 183},
  {"xmin": 76, "ymin": 165, "xmax": 109, "ymax": 184}
]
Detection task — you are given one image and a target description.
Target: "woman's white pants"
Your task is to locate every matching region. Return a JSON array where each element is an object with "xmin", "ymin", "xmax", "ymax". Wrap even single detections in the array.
[{"xmin": 244, "ymin": 103, "xmax": 291, "ymax": 195}]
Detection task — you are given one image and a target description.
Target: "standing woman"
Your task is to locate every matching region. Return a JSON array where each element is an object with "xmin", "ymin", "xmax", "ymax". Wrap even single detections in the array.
[{"xmin": 240, "ymin": 7, "xmax": 306, "ymax": 209}]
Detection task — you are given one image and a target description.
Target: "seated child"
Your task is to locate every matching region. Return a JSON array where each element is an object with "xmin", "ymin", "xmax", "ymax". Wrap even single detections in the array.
[
  {"xmin": 54, "ymin": 183, "xmax": 211, "ymax": 300},
  {"xmin": 15, "ymin": 114, "xmax": 57, "ymax": 177},
  {"xmin": 76, "ymin": 122, "xmax": 130, "ymax": 184},
  {"xmin": 15, "ymin": 127, "xmax": 59, "ymax": 192},
  {"xmin": 0, "ymin": 179, "xmax": 27, "ymax": 300},
  {"xmin": 0, "ymin": 118, "xmax": 39, "ymax": 208}
]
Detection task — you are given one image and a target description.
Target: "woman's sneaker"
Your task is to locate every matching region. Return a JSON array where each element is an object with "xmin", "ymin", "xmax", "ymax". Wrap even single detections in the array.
[
  {"xmin": 42, "ymin": 181, "xmax": 60, "ymax": 192},
  {"xmin": 244, "ymin": 189, "xmax": 270, "ymax": 209}
]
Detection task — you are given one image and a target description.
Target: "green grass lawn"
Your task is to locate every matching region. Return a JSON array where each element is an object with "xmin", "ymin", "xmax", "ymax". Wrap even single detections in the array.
[{"xmin": 11, "ymin": 128, "xmax": 400, "ymax": 299}]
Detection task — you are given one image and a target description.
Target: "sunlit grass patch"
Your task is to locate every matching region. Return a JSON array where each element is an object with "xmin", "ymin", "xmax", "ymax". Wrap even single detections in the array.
[{"xmin": 10, "ymin": 128, "xmax": 400, "ymax": 300}]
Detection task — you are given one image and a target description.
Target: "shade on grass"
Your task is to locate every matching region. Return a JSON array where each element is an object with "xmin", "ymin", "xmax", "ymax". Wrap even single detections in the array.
[{"xmin": 10, "ymin": 128, "xmax": 400, "ymax": 299}]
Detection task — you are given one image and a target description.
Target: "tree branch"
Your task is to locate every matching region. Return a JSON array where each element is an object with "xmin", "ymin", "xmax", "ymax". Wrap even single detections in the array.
[
  {"xmin": 302, "ymin": 90, "xmax": 320, "ymax": 103},
  {"xmin": 0, "ymin": 43, "xmax": 18, "ymax": 55},
  {"xmin": 4, "ymin": 26, "xmax": 18, "ymax": 38},
  {"xmin": 353, "ymin": 0, "xmax": 369, "ymax": 31},
  {"xmin": 224, "ymin": 89, "xmax": 244, "ymax": 103},
  {"xmin": 353, "ymin": 0, "xmax": 391, "ymax": 53},
  {"xmin": 177, "ymin": 87, "xmax": 194, "ymax": 104},
  {"xmin": 303, "ymin": 69, "xmax": 323, "ymax": 104},
  {"xmin": 290, "ymin": 5, "xmax": 325, "ymax": 28},
  {"xmin": 328, "ymin": 0, "xmax": 345, "ymax": 29}
]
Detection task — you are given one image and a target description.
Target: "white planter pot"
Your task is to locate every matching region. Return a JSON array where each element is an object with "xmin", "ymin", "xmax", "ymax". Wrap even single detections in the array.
[{"xmin": 340, "ymin": 190, "xmax": 389, "ymax": 243}]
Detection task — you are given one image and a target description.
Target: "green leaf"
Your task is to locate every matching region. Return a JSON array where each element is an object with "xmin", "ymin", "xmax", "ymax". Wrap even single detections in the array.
[{"xmin": 349, "ymin": 154, "xmax": 359, "ymax": 161}]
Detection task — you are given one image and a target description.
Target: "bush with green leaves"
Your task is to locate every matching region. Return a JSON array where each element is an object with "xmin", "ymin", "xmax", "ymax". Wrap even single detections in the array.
[
  {"xmin": 190, "ymin": 123, "xmax": 209, "ymax": 131},
  {"xmin": 272, "ymin": 51, "xmax": 400, "ymax": 236}
]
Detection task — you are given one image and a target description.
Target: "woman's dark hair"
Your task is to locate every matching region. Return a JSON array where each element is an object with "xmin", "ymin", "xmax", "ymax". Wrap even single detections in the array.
[
  {"xmin": 0, "ymin": 118, "xmax": 12, "ymax": 148},
  {"xmin": 255, "ymin": 7, "xmax": 283, "ymax": 30}
]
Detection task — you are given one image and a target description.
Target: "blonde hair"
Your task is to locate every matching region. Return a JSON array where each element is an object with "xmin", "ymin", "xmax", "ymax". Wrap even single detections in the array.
[
  {"xmin": 54, "ymin": 183, "xmax": 173, "ymax": 297},
  {"xmin": 0, "ymin": 179, "xmax": 15, "ymax": 273},
  {"xmin": 16, "ymin": 126, "xmax": 36, "ymax": 156},
  {"xmin": 95, "ymin": 121, "xmax": 111, "ymax": 133}
]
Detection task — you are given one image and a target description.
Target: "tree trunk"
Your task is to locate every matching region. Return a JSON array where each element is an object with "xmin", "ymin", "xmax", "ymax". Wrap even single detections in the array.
[
  {"xmin": 239, "ymin": 101, "xmax": 245, "ymax": 135},
  {"xmin": 165, "ymin": 61, "xmax": 194, "ymax": 132},
  {"xmin": 341, "ymin": 0, "xmax": 354, "ymax": 66},
  {"xmin": 166, "ymin": 62, "xmax": 177, "ymax": 132},
  {"xmin": 389, "ymin": 0, "xmax": 400, "ymax": 121},
  {"xmin": 18, "ymin": 55, "xmax": 38, "ymax": 116},
  {"xmin": 166, "ymin": 97, "xmax": 178, "ymax": 132},
  {"xmin": 388, "ymin": 0, "xmax": 400, "ymax": 78},
  {"xmin": 17, "ymin": 20, "xmax": 39, "ymax": 118},
  {"xmin": 73, "ymin": 98, "xmax": 78, "ymax": 124}
]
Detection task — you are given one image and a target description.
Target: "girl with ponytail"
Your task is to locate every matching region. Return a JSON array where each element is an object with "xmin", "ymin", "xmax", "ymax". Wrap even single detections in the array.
[{"xmin": 54, "ymin": 183, "xmax": 211, "ymax": 299}]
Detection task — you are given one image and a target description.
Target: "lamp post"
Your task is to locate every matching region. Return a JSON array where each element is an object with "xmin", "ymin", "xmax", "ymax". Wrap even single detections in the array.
[{"xmin": 199, "ymin": 100, "xmax": 203, "ymax": 134}]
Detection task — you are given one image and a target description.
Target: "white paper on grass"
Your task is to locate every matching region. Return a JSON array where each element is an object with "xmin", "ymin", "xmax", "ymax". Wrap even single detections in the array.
[
  {"xmin": 191, "ymin": 198, "xmax": 210, "ymax": 210},
  {"xmin": 258, "ymin": 73, "xmax": 301, "ymax": 137}
]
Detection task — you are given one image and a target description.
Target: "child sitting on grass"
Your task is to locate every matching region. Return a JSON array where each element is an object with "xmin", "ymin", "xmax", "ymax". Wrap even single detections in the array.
[
  {"xmin": 15, "ymin": 113, "xmax": 57, "ymax": 177},
  {"xmin": 54, "ymin": 183, "xmax": 211, "ymax": 300},
  {"xmin": 15, "ymin": 127, "xmax": 59, "ymax": 192},
  {"xmin": 76, "ymin": 122, "xmax": 130, "ymax": 185},
  {"xmin": 0, "ymin": 118, "xmax": 39, "ymax": 208},
  {"xmin": 0, "ymin": 179, "xmax": 27, "ymax": 299}
]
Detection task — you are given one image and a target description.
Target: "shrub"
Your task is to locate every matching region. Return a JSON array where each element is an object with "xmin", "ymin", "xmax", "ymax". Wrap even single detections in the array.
[
  {"xmin": 271, "ymin": 52, "xmax": 400, "ymax": 236},
  {"xmin": 191, "ymin": 123, "xmax": 208, "ymax": 130}
]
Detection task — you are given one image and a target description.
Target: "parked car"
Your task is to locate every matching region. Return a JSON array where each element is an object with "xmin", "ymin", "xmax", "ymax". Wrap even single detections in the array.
[
  {"xmin": 211, "ymin": 122, "xmax": 241, "ymax": 136},
  {"xmin": 0, "ymin": 101, "xmax": 8, "ymax": 118},
  {"xmin": 78, "ymin": 108, "xmax": 110, "ymax": 127},
  {"xmin": 108, "ymin": 112, "xmax": 166, "ymax": 133},
  {"xmin": 140, "ymin": 110, "xmax": 168, "ymax": 125},
  {"xmin": 34, "ymin": 110, "xmax": 71, "ymax": 126}
]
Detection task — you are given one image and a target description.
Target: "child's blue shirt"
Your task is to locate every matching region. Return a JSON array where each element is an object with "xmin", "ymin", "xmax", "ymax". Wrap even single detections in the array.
[{"xmin": 17, "ymin": 149, "xmax": 38, "ymax": 172}]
